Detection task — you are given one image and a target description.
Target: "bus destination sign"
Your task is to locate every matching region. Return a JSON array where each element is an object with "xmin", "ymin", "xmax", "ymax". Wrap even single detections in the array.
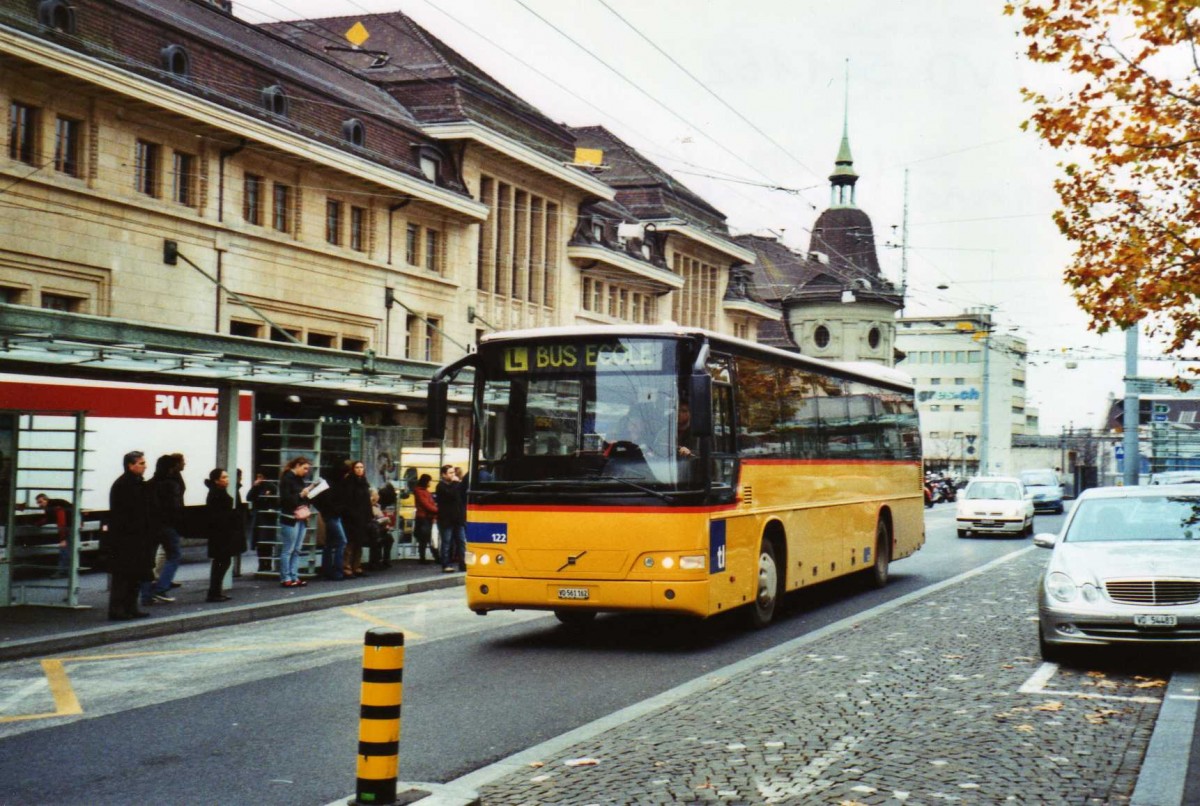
[{"xmin": 501, "ymin": 341, "xmax": 665, "ymax": 374}]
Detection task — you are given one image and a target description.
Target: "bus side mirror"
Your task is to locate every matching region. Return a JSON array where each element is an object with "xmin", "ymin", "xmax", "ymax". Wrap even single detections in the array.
[
  {"xmin": 427, "ymin": 378, "xmax": 448, "ymax": 440},
  {"xmin": 689, "ymin": 373, "xmax": 713, "ymax": 438}
]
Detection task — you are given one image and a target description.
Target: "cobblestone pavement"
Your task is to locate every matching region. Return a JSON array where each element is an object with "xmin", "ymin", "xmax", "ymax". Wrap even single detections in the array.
[{"xmin": 477, "ymin": 549, "xmax": 1167, "ymax": 805}]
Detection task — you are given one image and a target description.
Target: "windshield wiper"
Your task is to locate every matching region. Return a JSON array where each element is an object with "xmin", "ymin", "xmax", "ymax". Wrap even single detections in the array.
[
  {"xmin": 587, "ymin": 474, "xmax": 673, "ymax": 502},
  {"xmin": 476, "ymin": 481, "xmax": 554, "ymax": 500}
]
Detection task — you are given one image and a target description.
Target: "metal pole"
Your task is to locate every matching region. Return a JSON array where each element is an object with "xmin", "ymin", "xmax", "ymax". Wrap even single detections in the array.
[
  {"xmin": 979, "ymin": 324, "xmax": 991, "ymax": 474},
  {"xmin": 1123, "ymin": 325, "xmax": 1139, "ymax": 486}
]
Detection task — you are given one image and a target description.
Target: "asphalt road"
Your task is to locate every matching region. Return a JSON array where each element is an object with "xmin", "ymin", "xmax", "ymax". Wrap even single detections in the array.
[{"xmin": 0, "ymin": 504, "xmax": 1063, "ymax": 805}]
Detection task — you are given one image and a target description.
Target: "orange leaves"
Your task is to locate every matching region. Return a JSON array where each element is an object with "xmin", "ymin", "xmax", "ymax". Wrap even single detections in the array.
[{"xmin": 1013, "ymin": 0, "xmax": 1200, "ymax": 368}]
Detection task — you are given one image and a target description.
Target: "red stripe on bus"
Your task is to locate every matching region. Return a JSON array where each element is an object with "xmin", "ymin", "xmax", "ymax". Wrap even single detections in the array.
[
  {"xmin": 0, "ymin": 382, "xmax": 253, "ymax": 420},
  {"xmin": 741, "ymin": 459, "xmax": 921, "ymax": 466},
  {"xmin": 469, "ymin": 503, "xmax": 740, "ymax": 515}
]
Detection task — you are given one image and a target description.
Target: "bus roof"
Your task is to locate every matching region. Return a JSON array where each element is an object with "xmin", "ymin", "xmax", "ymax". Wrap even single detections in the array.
[{"xmin": 478, "ymin": 325, "xmax": 914, "ymax": 393}]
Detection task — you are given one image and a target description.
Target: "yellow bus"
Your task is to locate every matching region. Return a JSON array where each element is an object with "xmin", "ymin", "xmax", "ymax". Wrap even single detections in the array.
[{"xmin": 428, "ymin": 325, "xmax": 924, "ymax": 627}]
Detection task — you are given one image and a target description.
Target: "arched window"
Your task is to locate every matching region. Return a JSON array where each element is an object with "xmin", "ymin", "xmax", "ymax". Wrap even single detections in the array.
[
  {"xmin": 341, "ymin": 118, "xmax": 365, "ymax": 147},
  {"xmin": 37, "ymin": 0, "xmax": 76, "ymax": 33},
  {"xmin": 868, "ymin": 326, "xmax": 882, "ymax": 349},
  {"xmin": 161, "ymin": 44, "xmax": 190, "ymax": 79},
  {"xmin": 814, "ymin": 324, "xmax": 831, "ymax": 349},
  {"xmin": 261, "ymin": 84, "xmax": 289, "ymax": 117}
]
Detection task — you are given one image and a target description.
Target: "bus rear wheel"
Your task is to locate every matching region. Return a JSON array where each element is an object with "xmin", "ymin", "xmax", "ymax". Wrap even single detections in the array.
[
  {"xmin": 747, "ymin": 539, "xmax": 781, "ymax": 628},
  {"xmin": 554, "ymin": 610, "xmax": 597, "ymax": 627},
  {"xmin": 867, "ymin": 519, "xmax": 891, "ymax": 589}
]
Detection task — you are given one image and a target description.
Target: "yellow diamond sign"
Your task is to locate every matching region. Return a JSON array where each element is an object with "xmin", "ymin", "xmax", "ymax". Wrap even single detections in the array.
[{"xmin": 345, "ymin": 21, "xmax": 370, "ymax": 48}]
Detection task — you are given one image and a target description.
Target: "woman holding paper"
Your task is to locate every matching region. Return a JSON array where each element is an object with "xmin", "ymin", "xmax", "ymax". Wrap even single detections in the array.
[{"xmin": 278, "ymin": 456, "xmax": 316, "ymax": 587}]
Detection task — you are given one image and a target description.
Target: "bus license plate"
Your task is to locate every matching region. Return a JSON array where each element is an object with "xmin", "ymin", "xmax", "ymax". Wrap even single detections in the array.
[
  {"xmin": 558, "ymin": 587, "xmax": 589, "ymax": 600},
  {"xmin": 1134, "ymin": 614, "xmax": 1177, "ymax": 628}
]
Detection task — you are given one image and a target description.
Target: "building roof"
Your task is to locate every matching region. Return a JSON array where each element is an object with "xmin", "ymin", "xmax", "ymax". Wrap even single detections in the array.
[
  {"xmin": 569, "ymin": 126, "xmax": 731, "ymax": 233},
  {"xmin": 810, "ymin": 206, "xmax": 884, "ymax": 279},
  {"xmin": 261, "ymin": 12, "xmax": 577, "ymax": 162}
]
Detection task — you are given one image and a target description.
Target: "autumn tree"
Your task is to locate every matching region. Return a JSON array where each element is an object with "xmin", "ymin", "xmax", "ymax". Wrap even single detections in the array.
[{"xmin": 1007, "ymin": 0, "xmax": 1200, "ymax": 379}]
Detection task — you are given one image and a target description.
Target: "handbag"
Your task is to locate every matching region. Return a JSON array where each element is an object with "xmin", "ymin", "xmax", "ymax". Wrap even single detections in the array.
[{"xmin": 292, "ymin": 504, "xmax": 312, "ymax": 521}]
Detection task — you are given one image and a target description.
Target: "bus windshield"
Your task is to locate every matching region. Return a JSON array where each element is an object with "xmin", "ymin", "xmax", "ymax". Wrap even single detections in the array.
[{"xmin": 473, "ymin": 336, "xmax": 699, "ymax": 496}]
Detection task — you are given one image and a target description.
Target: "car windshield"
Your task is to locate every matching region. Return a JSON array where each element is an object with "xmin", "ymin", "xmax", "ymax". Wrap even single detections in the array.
[
  {"xmin": 966, "ymin": 482, "xmax": 1020, "ymax": 500},
  {"xmin": 1064, "ymin": 495, "xmax": 1200, "ymax": 542},
  {"xmin": 1020, "ymin": 471, "xmax": 1058, "ymax": 487}
]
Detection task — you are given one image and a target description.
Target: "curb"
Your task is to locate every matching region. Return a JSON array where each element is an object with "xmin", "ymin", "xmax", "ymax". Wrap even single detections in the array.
[
  {"xmin": 1132, "ymin": 671, "xmax": 1200, "ymax": 806},
  {"xmin": 0, "ymin": 574, "xmax": 464, "ymax": 662}
]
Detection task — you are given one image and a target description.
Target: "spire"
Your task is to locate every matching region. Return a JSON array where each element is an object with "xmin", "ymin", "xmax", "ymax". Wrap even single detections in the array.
[{"xmin": 830, "ymin": 58, "xmax": 858, "ymax": 208}]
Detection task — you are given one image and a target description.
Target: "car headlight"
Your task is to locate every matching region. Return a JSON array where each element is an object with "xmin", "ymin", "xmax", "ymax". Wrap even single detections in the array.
[{"xmin": 1046, "ymin": 572, "xmax": 1077, "ymax": 603}]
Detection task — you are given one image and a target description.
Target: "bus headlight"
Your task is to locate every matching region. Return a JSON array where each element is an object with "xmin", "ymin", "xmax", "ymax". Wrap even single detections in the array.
[
  {"xmin": 465, "ymin": 550, "xmax": 477, "ymax": 566},
  {"xmin": 679, "ymin": 555, "xmax": 706, "ymax": 570},
  {"xmin": 644, "ymin": 557, "xmax": 654, "ymax": 568},
  {"xmin": 480, "ymin": 553, "xmax": 491, "ymax": 566},
  {"xmin": 661, "ymin": 556, "xmax": 675, "ymax": 569}
]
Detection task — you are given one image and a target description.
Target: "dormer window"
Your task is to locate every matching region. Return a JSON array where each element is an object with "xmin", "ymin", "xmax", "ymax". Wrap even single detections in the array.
[
  {"xmin": 261, "ymin": 84, "xmax": 289, "ymax": 117},
  {"xmin": 414, "ymin": 145, "xmax": 442, "ymax": 183},
  {"xmin": 868, "ymin": 326, "xmax": 882, "ymax": 349},
  {"xmin": 342, "ymin": 118, "xmax": 365, "ymax": 147},
  {"xmin": 161, "ymin": 44, "xmax": 190, "ymax": 79},
  {"xmin": 814, "ymin": 325, "xmax": 831, "ymax": 349},
  {"xmin": 420, "ymin": 155, "xmax": 439, "ymax": 182},
  {"xmin": 591, "ymin": 220, "xmax": 604, "ymax": 242},
  {"xmin": 38, "ymin": 0, "xmax": 76, "ymax": 33}
]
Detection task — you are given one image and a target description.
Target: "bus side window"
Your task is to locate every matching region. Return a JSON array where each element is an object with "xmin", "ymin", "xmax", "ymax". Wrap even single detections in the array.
[{"xmin": 711, "ymin": 383, "xmax": 735, "ymax": 486}]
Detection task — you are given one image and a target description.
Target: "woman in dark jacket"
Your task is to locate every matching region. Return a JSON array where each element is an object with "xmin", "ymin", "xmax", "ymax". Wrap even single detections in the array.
[
  {"xmin": 278, "ymin": 456, "xmax": 314, "ymax": 587},
  {"xmin": 203, "ymin": 467, "xmax": 245, "ymax": 602},
  {"xmin": 341, "ymin": 459, "xmax": 374, "ymax": 578}
]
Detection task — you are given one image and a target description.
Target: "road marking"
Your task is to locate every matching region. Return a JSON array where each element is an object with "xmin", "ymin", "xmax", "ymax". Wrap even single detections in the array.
[
  {"xmin": 340, "ymin": 606, "xmax": 425, "ymax": 639},
  {"xmin": 1018, "ymin": 662, "xmax": 1162, "ymax": 704}
]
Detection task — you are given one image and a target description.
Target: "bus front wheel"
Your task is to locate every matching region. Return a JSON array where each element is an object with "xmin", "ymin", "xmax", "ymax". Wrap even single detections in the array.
[{"xmin": 747, "ymin": 539, "xmax": 781, "ymax": 628}]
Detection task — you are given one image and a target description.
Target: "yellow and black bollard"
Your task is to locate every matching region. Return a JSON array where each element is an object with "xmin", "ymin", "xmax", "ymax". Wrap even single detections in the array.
[{"xmin": 355, "ymin": 627, "xmax": 404, "ymax": 805}]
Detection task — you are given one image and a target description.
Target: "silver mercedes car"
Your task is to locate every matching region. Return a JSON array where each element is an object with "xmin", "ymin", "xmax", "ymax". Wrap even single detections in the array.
[{"xmin": 1036, "ymin": 484, "xmax": 1200, "ymax": 661}]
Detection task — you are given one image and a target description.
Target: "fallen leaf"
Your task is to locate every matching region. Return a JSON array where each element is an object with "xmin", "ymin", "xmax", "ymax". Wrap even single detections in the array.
[
  {"xmin": 1001, "ymin": 664, "xmax": 1015, "ymax": 670},
  {"xmin": 1086, "ymin": 671, "xmax": 1107, "ymax": 678},
  {"xmin": 528, "ymin": 761, "xmax": 545, "ymax": 769},
  {"xmin": 1034, "ymin": 701, "xmax": 1065, "ymax": 712},
  {"xmin": 1016, "ymin": 724, "xmax": 1036, "ymax": 733},
  {"xmin": 943, "ymin": 654, "xmax": 964, "ymax": 660},
  {"xmin": 1134, "ymin": 679, "xmax": 1167, "ymax": 689},
  {"xmin": 564, "ymin": 758, "xmax": 599, "ymax": 767}
]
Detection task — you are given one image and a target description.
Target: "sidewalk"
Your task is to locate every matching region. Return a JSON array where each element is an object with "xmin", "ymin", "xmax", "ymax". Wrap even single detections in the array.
[
  {"xmin": 452, "ymin": 548, "xmax": 1199, "ymax": 806},
  {"xmin": 0, "ymin": 545, "xmax": 464, "ymax": 663}
]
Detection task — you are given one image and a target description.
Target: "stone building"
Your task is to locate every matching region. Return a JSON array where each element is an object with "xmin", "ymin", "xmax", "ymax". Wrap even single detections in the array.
[{"xmin": 738, "ymin": 120, "xmax": 902, "ymax": 365}]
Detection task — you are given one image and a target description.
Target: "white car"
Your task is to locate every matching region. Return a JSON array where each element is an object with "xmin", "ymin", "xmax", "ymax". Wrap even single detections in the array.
[
  {"xmin": 1036, "ymin": 484, "xmax": 1200, "ymax": 661},
  {"xmin": 1019, "ymin": 468, "xmax": 1065, "ymax": 514},
  {"xmin": 956, "ymin": 476, "xmax": 1035, "ymax": 538}
]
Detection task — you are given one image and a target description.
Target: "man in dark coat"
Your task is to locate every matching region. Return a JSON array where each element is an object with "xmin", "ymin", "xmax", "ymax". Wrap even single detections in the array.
[
  {"xmin": 435, "ymin": 464, "xmax": 465, "ymax": 573},
  {"xmin": 107, "ymin": 451, "xmax": 155, "ymax": 620}
]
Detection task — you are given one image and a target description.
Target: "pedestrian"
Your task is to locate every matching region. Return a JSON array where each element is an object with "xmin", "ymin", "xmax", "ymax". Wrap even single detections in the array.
[
  {"xmin": 140, "ymin": 454, "xmax": 184, "ymax": 606},
  {"xmin": 341, "ymin": 459, "xmax": 373, "ymax": 578},
  {"xmin": 202, "ymin": 467, "xmax": 244, "ymax": 602},
  {"xmin": 412, "ymin": 473, "xmax": 436, "ymax": 564},
  {"xmin": 313, "ymin": 462, "xmax": 347, "ymax": 581},
  {"xmin": 34, "ymin": 493, "xmax": 73, "ymax": 577},
  {"xmin": 435, "ymin": 464, "xmax": 465, "ymax": 573},
  {"xmin": 246, "ymin": 470, "xmax": 274, "ymax": 570},
  {"xmin": 278, "ymin": 456, "xmax": 316, "ymax": 588},
  {"xmin": 106, "ymin": 451, "xmax": 154, "ymax": 620},
  {"xmin": 368, "ymin": 487, "xmax": 394, "ymax": 570}
]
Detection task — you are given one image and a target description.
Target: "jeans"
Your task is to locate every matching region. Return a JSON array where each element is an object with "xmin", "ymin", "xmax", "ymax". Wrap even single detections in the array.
[
  {"xmin": 321, "ymin": 516, "xmax": 347, "ymax": 580},
  {"xmin": 141, "ymin": 525, "xmax": 182, "ymax": 602},
  {"xmin": 278, "ymin": 517, "xmax": 307, "ymax": 582},
  {"xmin": 438, "ymin": 523, "xmax": 465, "ymax": 568},
  {"xmin": 413, "ymin": 519, "xmax": 433, "ymax": 562}
]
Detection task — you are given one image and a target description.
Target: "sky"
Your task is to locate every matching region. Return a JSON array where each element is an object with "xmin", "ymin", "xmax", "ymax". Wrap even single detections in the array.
[{"xmin": 232, "ymin": 0, "xmax": 1184, "ymax": 435}]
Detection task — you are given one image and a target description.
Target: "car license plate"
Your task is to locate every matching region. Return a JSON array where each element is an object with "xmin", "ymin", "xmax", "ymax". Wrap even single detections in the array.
[
  {"xmin": 558, "ymin": 587, "xmax": 589, "ymax": 601},
  {"xmin": 979, "ymin": 519, "xmax": 996, "ymax": 525},
  {"xmin": 1134, "ymin": 614, "xmax": 1177, "ymax": 628}
]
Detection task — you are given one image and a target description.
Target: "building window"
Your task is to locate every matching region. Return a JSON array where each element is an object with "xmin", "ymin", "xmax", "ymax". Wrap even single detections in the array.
[
  {"xmin": 954, "ymin": 377, "xmax": 965, "ymax": 385},
  {"xmin": 172, "ymin": 151, "xmax": 196, "ymax": 206},
  {"xmin": 229, "ymin": 320, "xmax": 261, "ymax": 338},
  {"xmin": 341, "ymin": 336, "xmax": 367, "ymax": 353},
  {"xmin": 931, "ymin": 378, "xmax": 941, "ymax": 385},
  {"xmin": 134, "ymin": 139, "xmax": 161, "ymax": 197},
  {"xmin": 261, "ymin": 84, "xmax": 289, "ymax": 117},
  {"xmin": 325, "ymin": 200, "xmax": 343, "ymax": 245},
  {"xmin": 476, "ymin": 174, "xmax": 557, "ymax": 309},
  {"xmin": 350, "ymin": 207, "xmax": 365, "ymax": 252},
  {"xmin": 9, "ymin": 102, "xmax": 38, "ymax": 165},
  {"xmin": 307, "ymin": 332, "xmax": 335, "ymax": 348},
  {"xmin": 243, "ymin": 173, "xmax": 263, "ymax": 225},
  {"xmin": 53, "ymin": 116, "xmax": 80, "ymax": 176},
  {"xmin": 161, "ymin": 44, "xmax": 190, "ymax": 78},
  {"xmin": 424, "ymin": 228, "xmax": 439, "ymax": 271},
  {"xmin": 929, "ymin": 405, "xmax": 941, "ymax": 412},
  {"xmin": 954, "ymin": 405, "xmax": 964, "ymax": 412},
  {"xmin": 406, "ymin": 314, "xmax": 441, "ymax": 362},
  {"xmin": 419, "ymin": 154, "xmax": 439, "ymax": 183},
  {"xmin": 270, "ymin": 326, "xmax": 300, "ymax": 343},
  {"xmin": 272, "ymin": 183, "xmax": 292, "ymax": 233},
  {"xmin": 41, "ymin": 292, "xmax": 82, "ymax": 312},
  {"xmin": 868, "ymin": 326, "xmax": 881, "ymax": 349},
  {"xmin": 814, "ymin": 324, "xmax": 830, "ymax": 349},
  {"xmin": 342, "ymin": 118, "xmax": 365, "ymax": 147},
  {"xmin": 405, "ymin": 223, "xmax": 419, "ymax": 265},
  {"xmin": 37, "ymin": 0, "xmax": 76, "ymax": 33},
  {"xmin": 968, "ymin": 351, "xmax": 981, "ymax": 363}
]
